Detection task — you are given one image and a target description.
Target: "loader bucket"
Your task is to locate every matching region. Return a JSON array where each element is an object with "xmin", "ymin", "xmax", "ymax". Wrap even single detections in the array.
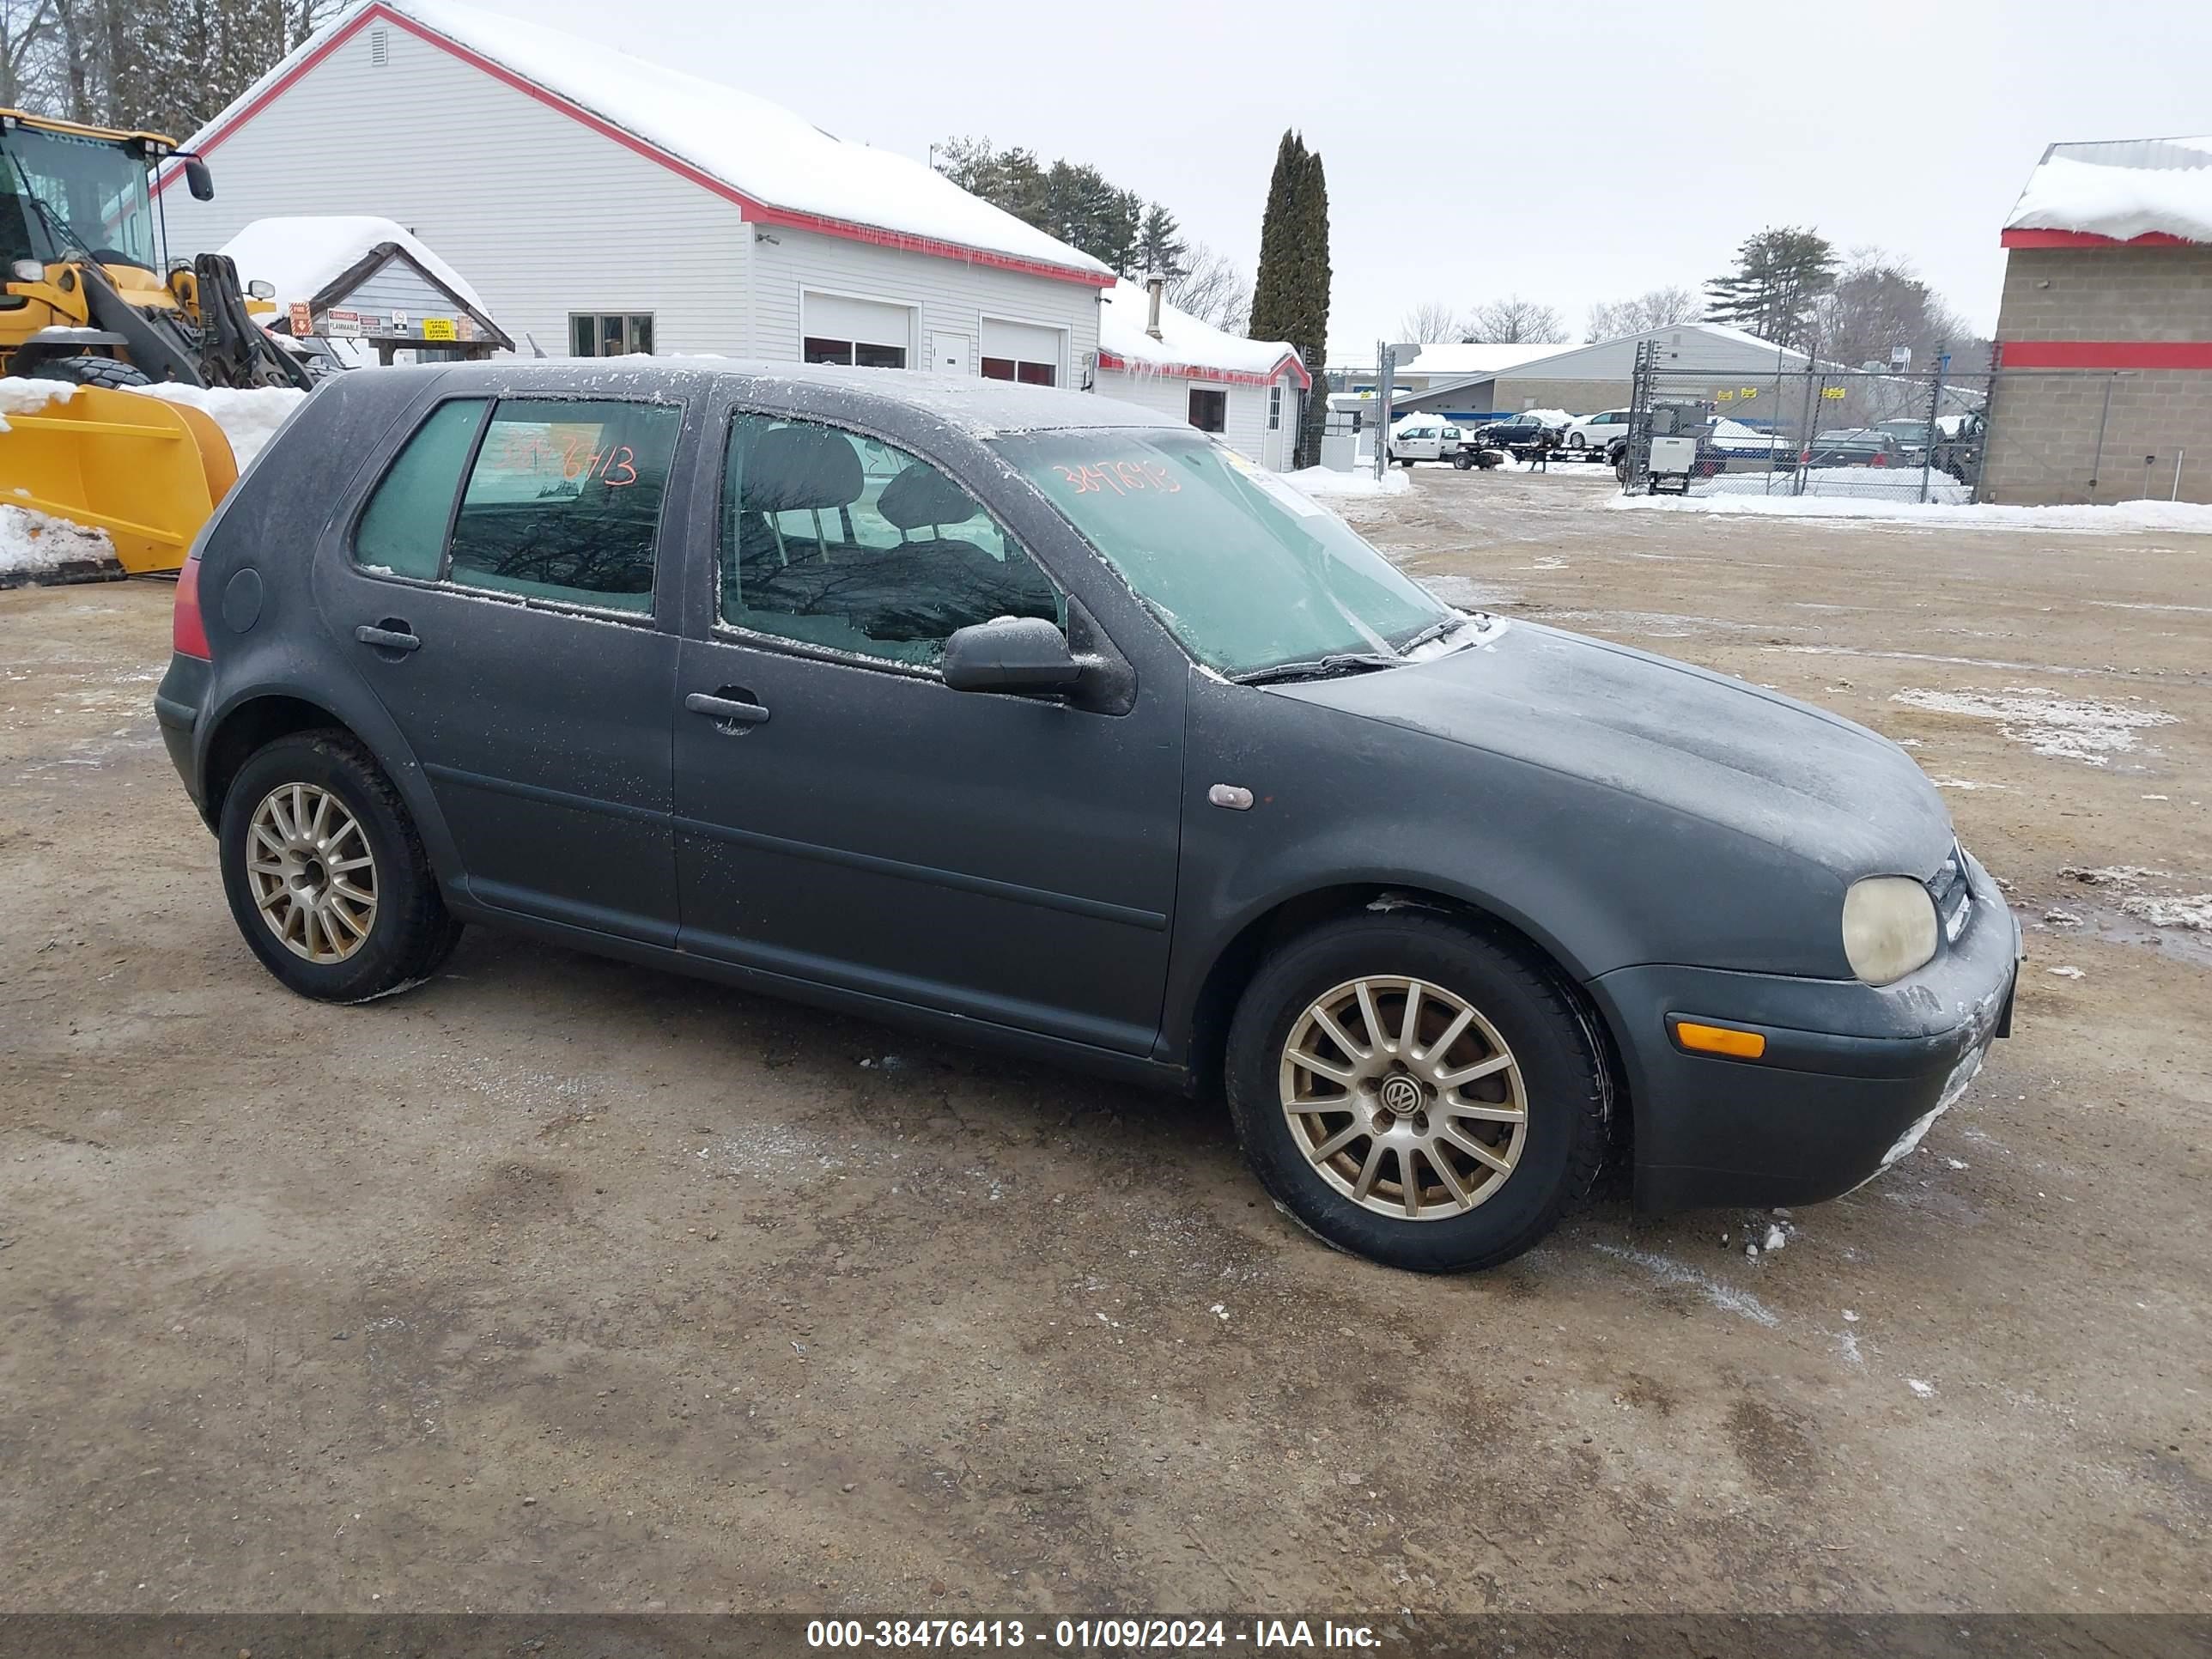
[{"xmin": 0, "ymin": 385, "xmax": 237, "ymax": 574}]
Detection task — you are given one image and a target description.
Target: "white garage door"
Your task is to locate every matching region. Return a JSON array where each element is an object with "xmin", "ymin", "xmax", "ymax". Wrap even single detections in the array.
[
  {"xmin": 981, "ymin": 319, "xmax": 1063, "ymax": 385},
  {"xmin": 803, "ymin": 294, "xmax": 915, "ymax": 367}
]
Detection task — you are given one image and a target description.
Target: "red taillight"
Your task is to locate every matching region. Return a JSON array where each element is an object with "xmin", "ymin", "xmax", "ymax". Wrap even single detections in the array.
[{"xmin": 173, "ymin": 556, "xmax": 211, "ymax": 659}]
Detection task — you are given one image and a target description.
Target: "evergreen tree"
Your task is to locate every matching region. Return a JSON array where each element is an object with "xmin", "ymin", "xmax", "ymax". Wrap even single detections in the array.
[
  {"xmin": 1253, "ymin": 132, "xmax": 1331, "ymax": 466},
  {"xmin": 1705, "ymin": 227, "xmax": 1838, "ymax": 352},
  {"xmin": 1134, "ymin": 203, "xmax": 1186, "ymax": 280}
]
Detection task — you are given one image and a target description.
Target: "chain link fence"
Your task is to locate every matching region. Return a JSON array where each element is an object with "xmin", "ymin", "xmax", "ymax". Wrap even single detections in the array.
[{"xmin": 1618, "ymin": 345, "xmax": 1992, "ymax": 503}]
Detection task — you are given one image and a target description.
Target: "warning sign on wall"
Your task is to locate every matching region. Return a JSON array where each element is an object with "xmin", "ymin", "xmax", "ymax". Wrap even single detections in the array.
[{"xmin": 288, "ymin": 301, "xmax": 311, "ymax": 335}]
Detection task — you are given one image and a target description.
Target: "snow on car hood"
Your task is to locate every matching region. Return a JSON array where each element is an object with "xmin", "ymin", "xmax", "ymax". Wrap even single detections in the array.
[{"xmin": 1277, "ymin": 621, "xmax": 1954, "ymax": 878}]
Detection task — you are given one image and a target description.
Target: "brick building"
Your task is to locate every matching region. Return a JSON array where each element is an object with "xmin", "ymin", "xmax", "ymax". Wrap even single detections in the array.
[{"xmin": 1984, "ymin": 137, "xmax": 2212, "ymax": 504}]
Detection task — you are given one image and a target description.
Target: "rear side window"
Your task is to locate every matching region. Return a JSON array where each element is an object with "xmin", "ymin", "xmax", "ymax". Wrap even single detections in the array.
[
  {"xmin": 447, "ymin": 400, "xmax": 682, "ymax": 611},
  {"xmin": 354, "ymin": 398, "xmax": 487, "ymax": 579}
]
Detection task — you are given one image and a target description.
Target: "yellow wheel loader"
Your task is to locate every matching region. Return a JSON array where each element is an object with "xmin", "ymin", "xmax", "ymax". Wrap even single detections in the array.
[{"xmin": 1, "ymin": 109, "xmax": 311, "ymax": 576}]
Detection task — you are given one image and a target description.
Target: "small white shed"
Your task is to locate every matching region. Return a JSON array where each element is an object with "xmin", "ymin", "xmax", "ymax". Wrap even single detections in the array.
[
  {"xmin": 219, "ymin": 214, "xmax": 510, "ymax": 366},
  {"xmin": 1093, "ymin": 280, "xmax": 1309, "ymax": 471}
]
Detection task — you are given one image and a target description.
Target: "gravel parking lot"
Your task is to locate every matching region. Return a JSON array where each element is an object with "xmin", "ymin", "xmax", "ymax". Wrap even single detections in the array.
[{"xmin": 2, "ymin": 465, "xmax": 2206, "ymax": 1619}]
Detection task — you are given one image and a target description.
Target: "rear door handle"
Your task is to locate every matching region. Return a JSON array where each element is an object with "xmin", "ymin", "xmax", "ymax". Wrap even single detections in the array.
[
  {"xmin": 684, "ymin": 690, "xmax": 770, "ymax": 726},
  {"xmin": 355, "ymin": 623, "xmax": 421, "ymax": 653}
]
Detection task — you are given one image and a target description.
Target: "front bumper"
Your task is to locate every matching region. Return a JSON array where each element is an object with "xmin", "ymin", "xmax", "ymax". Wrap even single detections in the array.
[{"xmin": 1591, "ymin": 854, "xmax": 2023, "ymax": 1213}]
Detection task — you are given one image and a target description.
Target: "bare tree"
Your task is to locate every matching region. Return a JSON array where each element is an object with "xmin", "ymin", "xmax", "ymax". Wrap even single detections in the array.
[
  {"xmin": 1463, "ymin": 295, "xmax": 1568, "ymax": 345},
  {"xmin": 1584, "ymin": 284, "xmax": 1700, "ymax": 341},
  {"xmin": 1813, "ymin": 249, "xmax": 1987, "ymax": 372},
  {"xmin": 1398, "ymin": 300, "xmax": 1462, "ymax": 343},
  {"xmin": 1166, "ymin": 241, "xmax": 1250, "ymax": 336}
]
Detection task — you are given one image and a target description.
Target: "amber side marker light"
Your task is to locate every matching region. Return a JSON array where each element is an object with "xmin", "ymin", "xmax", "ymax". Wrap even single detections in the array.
[{"xmin": 1674, "ymin": 1020, "xmax": 1767, "ymax": 1060}]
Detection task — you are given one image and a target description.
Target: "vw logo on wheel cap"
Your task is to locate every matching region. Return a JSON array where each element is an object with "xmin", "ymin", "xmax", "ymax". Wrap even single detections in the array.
[{"xmin": 1379, "ymin": 1075, "xmax": 1424, "ymax": 1113}]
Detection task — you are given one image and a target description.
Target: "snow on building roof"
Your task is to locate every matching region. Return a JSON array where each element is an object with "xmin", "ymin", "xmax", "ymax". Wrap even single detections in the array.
[
  {"xmin": 2005, "ymin": 137, "xmax": 2212, "ymax": 245},
  {"xmin": 1097, "ymin": 281, "xmax": 1307, "ymax": 387},
  {"xmin": 217, "ymin": 214, "xmax": 489, "ymax": 315},
  {"xmin": 171, "ymin": 0, "xmax": 1114, "ymax": 286},
  {"xmin": 1394, "ymin": 342, "xmax": 1561, "ymax": 377}
]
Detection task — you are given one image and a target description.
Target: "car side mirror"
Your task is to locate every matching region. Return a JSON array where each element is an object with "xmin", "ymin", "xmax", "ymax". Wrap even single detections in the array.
[
  {"xmin": 942, "ymin": 616, "xmax": 1083, "ymax": 695},
  {"xmin": 183, "ymin": 157, "xmax": 215, "ymax": 201}
]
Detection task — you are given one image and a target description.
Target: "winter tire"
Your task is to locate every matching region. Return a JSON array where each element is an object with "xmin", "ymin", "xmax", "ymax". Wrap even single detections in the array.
[
  {"xmin": 219, "ymin": 730, "xmax": 461, "ymax": 1003},
  {"xmin": 1225, "ymin": 913, "xmax": 1608, "ymax": 1273},
  {"xmin": 1565, "ymin": 432, "xmax": 1585, "ymax": 449}
]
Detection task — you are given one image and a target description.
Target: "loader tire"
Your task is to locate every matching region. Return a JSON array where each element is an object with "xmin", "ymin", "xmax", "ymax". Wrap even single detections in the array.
[{"xmin": 27, "ymin": 356, "xmax": 153, "ymax": 389}]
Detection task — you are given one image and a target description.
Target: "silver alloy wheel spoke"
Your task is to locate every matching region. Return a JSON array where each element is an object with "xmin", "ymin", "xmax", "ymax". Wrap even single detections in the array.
[
  {"xmin": 1279, "ymin": 973, "xmax": 1528, "ymax": 1223},
  {"xmin": 245, "ymin": 781, "xmax": 378, "ymax": 966}
]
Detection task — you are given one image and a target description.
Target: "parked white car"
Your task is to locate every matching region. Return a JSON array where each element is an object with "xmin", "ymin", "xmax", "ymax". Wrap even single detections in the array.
[{"xmin": 1562, "ymin": 408, "xmax": 1632, "ymax": 452}]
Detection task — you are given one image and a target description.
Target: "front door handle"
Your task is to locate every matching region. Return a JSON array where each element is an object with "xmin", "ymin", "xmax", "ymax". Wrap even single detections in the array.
[
  {"xmin": 355, "ymin": 623, "xmax": 420, "ymax": 653},
  {"xmin": 684, "ymin": 690, "xmax": 770, "ymax": 727}
]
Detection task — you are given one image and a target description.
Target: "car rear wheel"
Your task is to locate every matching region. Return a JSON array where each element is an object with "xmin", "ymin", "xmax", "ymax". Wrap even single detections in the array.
[
  {"xmin": 1565, "ymin": 432, "xmax": 1585, "ymax": 449},
  {"xmin": 219, "ymin": 731, "xmax": 461, "ymax": 1003},
  {"xmin": 1225, "ymin": 913, "xmax": 1609, "ymax": 1273}
]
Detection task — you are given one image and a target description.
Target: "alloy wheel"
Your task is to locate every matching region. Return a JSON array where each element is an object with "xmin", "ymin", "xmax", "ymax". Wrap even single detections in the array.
[
  {"xmin": 1279, "ymin": 975, "xmax": 1527, "ymax": 1220},
  {"xmin": 245, "ymin": 782, "xmax": 378, "ymax": 964}
]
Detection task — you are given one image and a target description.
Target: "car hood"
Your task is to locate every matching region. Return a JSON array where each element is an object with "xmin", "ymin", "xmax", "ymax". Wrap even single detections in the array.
[{"xmin": 1274, "ymin": 620, "xmax": 1954, "ymax": 878}]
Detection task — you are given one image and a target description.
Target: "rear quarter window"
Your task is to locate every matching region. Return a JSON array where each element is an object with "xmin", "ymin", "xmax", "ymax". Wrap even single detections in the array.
[{"xmin": 354, "ymin": 398, "xmax": 488, "ymax": 579}]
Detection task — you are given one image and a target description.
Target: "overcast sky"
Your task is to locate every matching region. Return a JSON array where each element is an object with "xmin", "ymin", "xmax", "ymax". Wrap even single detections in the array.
[{"xmin": 483, "ymin": 0, "xmax": 2208, "ymax": 360}]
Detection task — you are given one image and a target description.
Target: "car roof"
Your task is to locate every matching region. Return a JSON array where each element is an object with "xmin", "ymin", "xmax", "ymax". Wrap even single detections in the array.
[{"xmin": 353, "ymin": 357, "xmax": 1188, "ymax": 440}]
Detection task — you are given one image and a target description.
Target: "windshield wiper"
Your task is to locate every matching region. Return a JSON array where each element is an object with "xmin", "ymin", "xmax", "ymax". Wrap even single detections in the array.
[
  {"xmin": 1231, "ymin": 653, "xmax": 1401, "ymax": 687},
  {"xmin": 1395, "ymin": 614, "xmax": 1476, "ymax": 656}
]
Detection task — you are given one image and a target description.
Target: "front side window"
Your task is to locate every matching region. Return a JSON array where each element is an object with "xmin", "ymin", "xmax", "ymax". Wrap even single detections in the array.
[
  {"xmin": 995, "ymin": 429, "xmax": 1452, "ymax": 679},
  {"xmin": 719, "ymin": 414, "xmax": 1060, "ymax": 668},
  {"xmin": 804, "ymin": 337, "xmax": 908, "ymax": 369},
  {"xmin": 446, "ymin": 399, "xmax": 681, "ymax": 610},
  {"xmin": 1188, "ymin": 387, "xmax": 1228, "ymax": 434},
  {"xmin": 570, "ymin": 313, "xmax": 653, "ymax": 356}
]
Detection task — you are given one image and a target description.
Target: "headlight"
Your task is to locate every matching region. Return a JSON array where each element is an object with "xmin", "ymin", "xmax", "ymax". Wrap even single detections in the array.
[{"xmin": 1842, "ymin": 876, "xmax": 1940, "ymax": 985}]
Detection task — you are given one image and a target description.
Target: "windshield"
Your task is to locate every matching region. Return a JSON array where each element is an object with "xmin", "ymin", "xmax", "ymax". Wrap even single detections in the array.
[
  {"xmin": 994, "ymin": 428, "xmax": 1453, "ymax": 678},
  {"xmin": 1, "ymin": 125, "xmax": 156, "ymax": 268}
]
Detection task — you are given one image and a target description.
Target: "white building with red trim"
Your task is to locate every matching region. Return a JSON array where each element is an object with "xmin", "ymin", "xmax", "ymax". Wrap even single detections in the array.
[
  {"xmin": 1094, "ymin": 279, "xmax": 1309, "ymax": 471},
  {"xmin": 1985, "ymin": 137, "xmax": 2212, "ymax": 503},
  {"xmin": 155, "ymin": 0, "xmax": 1113, "ymax": 381}
]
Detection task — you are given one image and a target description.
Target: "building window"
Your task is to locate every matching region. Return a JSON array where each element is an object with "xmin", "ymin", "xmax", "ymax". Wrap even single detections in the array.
[
  {"xmin": 1188, "ymin": 387, "xmax": 1228, "ymax": 434},
  {"xmin": 571, "ymin": 313, "xmax": 653, "ymax": 357},
  {"xmin": 981, "ymin": 356, "xmax": 1056, "ymax": 386},
  {"xmin": 1267, "ymin": 385, "xmax": 1283, "ymax": 430},
  {"xmin": 804, "ymin": 337, "xmax": 908, "ymax": 369}
]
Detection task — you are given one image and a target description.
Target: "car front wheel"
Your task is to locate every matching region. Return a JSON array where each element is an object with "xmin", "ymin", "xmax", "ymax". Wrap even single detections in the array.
[
  {"xmin": 1565, "ymin": 432, "xmax": 1585, "ymax": 448},
  {"xmin": 219, "ymin": 731, "xmax": 461, "ymax": 1003},
  {"xmin": 1225, "ymin": 913, "xmax": 1609, "ymax": 1273}
]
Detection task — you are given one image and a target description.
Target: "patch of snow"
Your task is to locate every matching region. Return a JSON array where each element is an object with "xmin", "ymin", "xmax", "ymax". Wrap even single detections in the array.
[
  {"xmin": 2046, "ymin": 965, "xmax": 2085, "ymax": 979},
  {"xmin": 218, "ymin": 214, "xmax": 491, "ymax": 315},
  {"xmin": 1590, "ymin": 1242, "xmax": 1780, "ymax": 1328},
  {"xmin": 124, "ymin": 383, "xmax": 308, "ymax": 467},
  {"xmin": 1930, "ymin": 777, "xmax": 2006, "ymax": 791},
  {"xmin": 179, "ymin": 0, "xmax": 1112, "ymax": 281},
  {"xmin": 1907, "ymin": 1377, "xmax": 1936, "ymax": 1398},
  {"xmin": 2117, "ymin": 892, "xmax": 2212, "ymax": 931},
  {"xmin": 2059, "ymin": 865, "xmax": 2166, "ymax": 887},
  {"xmin": 1285, "ymin": 465, "xmax": 1410, "ymax": 499},
  {"xmin": 1611, "ymin": 492, "xmax": 2212, "ymax": 532},
  {"xmin": 1761, "ymin": 1224, "xmax": 1787, "ymax": 1253},
  {"xmin": 0, "ymin": 504, "xmax": 113, "ymax": 578},
  {"xmin": 1887, "ymin": 685, "xmax": 2177, "ymax": 766},
  {"xmin": 0, "ymin": 378, "xmax": 78, "ymax": 422}
]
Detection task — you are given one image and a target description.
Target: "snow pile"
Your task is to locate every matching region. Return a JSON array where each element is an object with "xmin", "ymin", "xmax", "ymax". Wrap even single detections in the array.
[
  {"xmin": 1888, "ymin": 685, "xmax": 2177, "ymax": 766},
  {"xmin": 1285, "ymin": 465, "xmax": 1410, "ymax": 499},
  {"xmin": 1098, "ymin": 279, "xmax": 1299, "ymax": 380},
  {"xmin": 1610, "ymin": 491, "xmax": 2212, "ymax": 531},
  {"xmin": 0, "ymin": 377, "xmax": 78, "ymax": 425},
  {"xmin": 183, "ymin": 0, "xmax": 1110, "ymax": 282},
  {"xmin": 2006, "ymin": 141, "xmax": 2212, "ymax": 245},
  {"xmin": 1394, "ymin": 342, "xmax": 1559, "ymax": 378},
  {"xmin": 2118, "ymin": 892, "xmax": 2212, "ymax": 932},
  {"xmin": 127, "ymin": 383, "xmax": 308, "ymax": 466},
  {"xmin": 1687, "ymin": 468, "xmax": 1975, "ymax": 505},
  {"xmin": 0, "ymin": 504, "xmax": 113, "ymax": 580},
  {"xmin": 218, "ymin": 215, "xmax": 489, "ymax": 313}
]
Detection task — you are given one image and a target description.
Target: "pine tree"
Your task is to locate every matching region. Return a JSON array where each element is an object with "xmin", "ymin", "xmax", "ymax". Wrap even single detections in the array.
[
  {"xmin": 1249, "ymin": 131, "xmax": 1304, "ymax": 353},
  {"xmin": 1134, "ymin": 203, "xmax": 1186, "ymax": 281},
  {"xmin": 1705, "ymin": 227, "xmax": 1838, "ymax": 352}
]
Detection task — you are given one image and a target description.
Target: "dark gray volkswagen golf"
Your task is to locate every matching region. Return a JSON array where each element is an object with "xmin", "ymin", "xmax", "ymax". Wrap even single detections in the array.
[{"xmin": 155, "ymin": 361, "xmax": 2021, "ymax": 1273}]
